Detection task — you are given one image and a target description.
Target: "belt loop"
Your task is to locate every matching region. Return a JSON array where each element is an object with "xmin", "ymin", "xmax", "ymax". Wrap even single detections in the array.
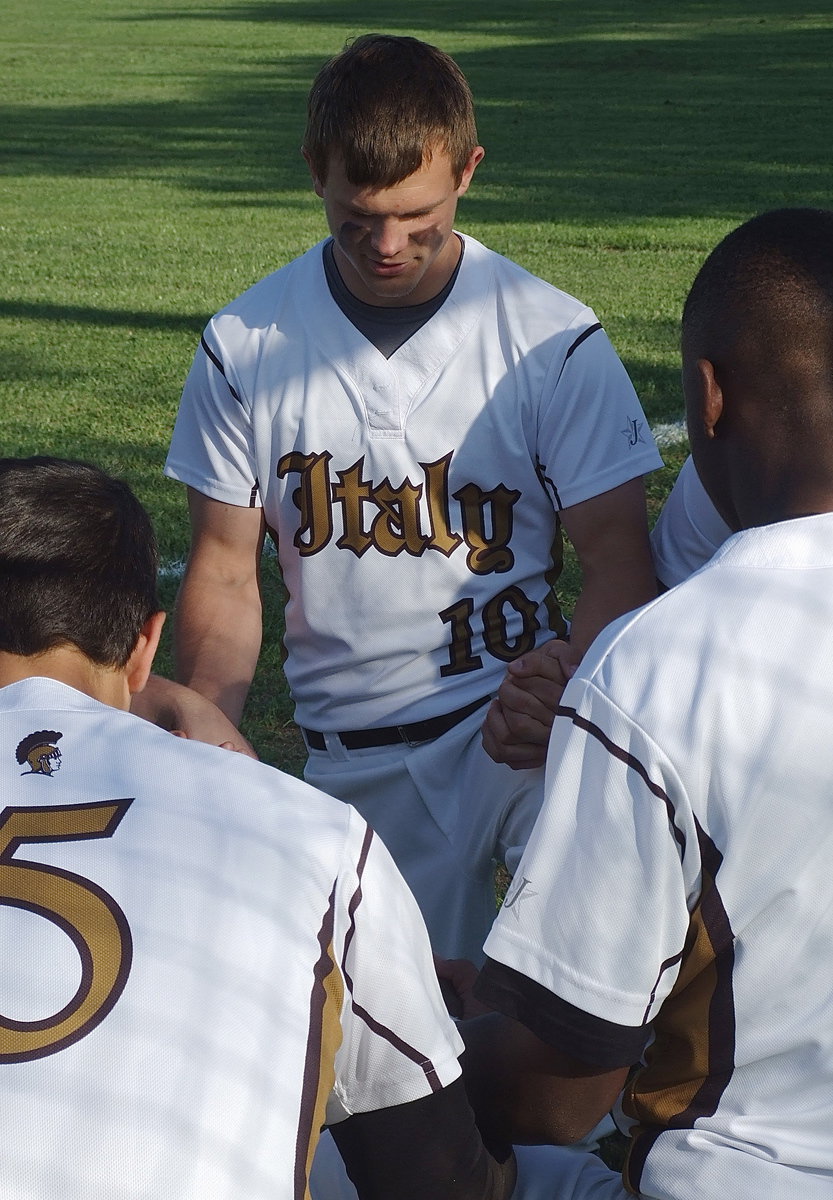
[
  {"xmin": 323, "ymin": 731, "xmax": 350, "ymax": 761},
  {"xmin": 399, "ymin": 726, "xmax": 430, "ymax": 748}
]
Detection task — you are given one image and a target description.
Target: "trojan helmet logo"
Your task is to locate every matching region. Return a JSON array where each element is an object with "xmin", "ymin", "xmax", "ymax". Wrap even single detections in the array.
[{"xmin": 16, "ymin": 730, "xmax": 63, "ymax": 777}]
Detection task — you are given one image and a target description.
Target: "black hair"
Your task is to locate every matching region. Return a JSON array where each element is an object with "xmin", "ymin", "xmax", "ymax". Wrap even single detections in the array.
[
  {"xmin": 683, "ymin": 207, "xmax": 833, "ymax": 352},
  {"xmin": 0, "ymin": 457, "xmax": 160, "ymax": 667}
]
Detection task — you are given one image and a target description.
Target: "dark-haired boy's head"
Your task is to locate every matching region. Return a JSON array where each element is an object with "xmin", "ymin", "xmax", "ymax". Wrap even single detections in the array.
[
  {"xmin": 682, "ymin": 208, "xmax": 833, "ymax": 530},
  {"xmin": 0, "ymin": 457, "xmax": 160, "ymax": 667},
  {"xmin": 302, "ymin": 34, "xmax": 479, "ymax": 188},
  {"xmin": 682, "ymin": 207, "xmax": 833, "ymax": 365}
]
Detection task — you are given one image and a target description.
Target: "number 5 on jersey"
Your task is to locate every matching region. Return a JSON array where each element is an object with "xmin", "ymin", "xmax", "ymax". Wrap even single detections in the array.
[{"xmin": 0, "ymin": 799, "xmax": 134, "ymax": 1064}]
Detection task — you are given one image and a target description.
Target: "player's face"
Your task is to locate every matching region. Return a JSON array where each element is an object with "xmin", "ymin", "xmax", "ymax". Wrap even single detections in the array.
[{"xmin": 308, "ymin": 145, "xmax": 484, "ymax": 307}]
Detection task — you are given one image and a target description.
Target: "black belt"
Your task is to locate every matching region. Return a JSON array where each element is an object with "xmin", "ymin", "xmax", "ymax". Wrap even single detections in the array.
[{"xmin": 302, "ymin": 695, "xmax": 492, "ymax": 751}]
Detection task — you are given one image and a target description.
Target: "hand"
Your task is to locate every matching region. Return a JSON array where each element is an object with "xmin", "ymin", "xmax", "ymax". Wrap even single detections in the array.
[
  {"xmin": 434, "ymin": 956, "xmax": 494, "ymax": 1021},
  {"xmin": 132, "ymin": 675, "xmax": 259, "ymax": 758},
  {"xmin": 170, "ymin": 729, "xmax": 257, "ymax": 756},
  {"xmin": 481, "ymin": 640, "xmax": 578, "ymax": 769}
]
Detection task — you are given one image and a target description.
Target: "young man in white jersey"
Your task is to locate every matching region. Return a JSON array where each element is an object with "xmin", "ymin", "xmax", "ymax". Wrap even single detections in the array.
[
  {"xmin": 0, "ymin": 456, "xmax": 516, "ymax": 1200},
  {"xmin": 449, "ymin": 207, "xmax": 833, "ymax": 1198},
  {"xmin": 160, "ymin": 34, "xmax": 662, "ymax": 964}
]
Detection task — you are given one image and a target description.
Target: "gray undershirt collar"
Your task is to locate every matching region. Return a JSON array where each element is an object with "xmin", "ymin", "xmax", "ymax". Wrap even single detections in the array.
[{"xmin": 322, "ymin": 237, "xmax": 464, "ymax": 359}]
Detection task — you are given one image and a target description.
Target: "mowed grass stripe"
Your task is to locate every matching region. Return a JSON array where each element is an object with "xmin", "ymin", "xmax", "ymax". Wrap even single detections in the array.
[{"xmin": 2, "ymin": 0, "xmax": 830, "ymax": 759}]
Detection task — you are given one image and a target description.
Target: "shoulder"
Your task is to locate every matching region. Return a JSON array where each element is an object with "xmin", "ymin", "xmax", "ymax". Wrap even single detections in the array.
[
  {"xmin": 456, "ymin": 233, "xmax": 604, "ymax": 372},
  {"xmin": 100, "ymin": 706, "xmax": 357, "ymax": 852},
  {"xmin": 459, "ymin": 233, "xmax": 590, "ymax": 317},
  {"xmin": 210, "ymin": 240, "xmax": 329, "ymax": 333},
  {"xmin": 574, "ymin": 557, "xmax": 725, "ymax": 705}
]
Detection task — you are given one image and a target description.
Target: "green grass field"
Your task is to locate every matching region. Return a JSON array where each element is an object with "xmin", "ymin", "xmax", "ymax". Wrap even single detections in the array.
[{"xmin": 2, "ymin": 0, "xmax": 831, "ymax": 765}]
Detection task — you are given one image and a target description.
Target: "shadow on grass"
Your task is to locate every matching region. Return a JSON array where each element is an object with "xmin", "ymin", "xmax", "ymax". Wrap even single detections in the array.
[
  {"xmin": 620, "ymin": 360, "xmax": 682, "ymax": 426},
  {"xmin": 0, "ymin": 299, "xmax": 208, "ymax": 335},
  {"xmin": 3, "ymin": 1, "xmax": 831, "ymax": 221},
  {"xmin": 0, "ymin": 419, "xmax": 188, "ymax": 554}
]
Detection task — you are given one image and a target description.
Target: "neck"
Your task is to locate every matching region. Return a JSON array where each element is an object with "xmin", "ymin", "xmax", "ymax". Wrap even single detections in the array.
[
  {"xmin": 0, "ymin": 647, "xmax": 130, "ymax": 710},
  {"xmin": 729, "ymin": 449, "xmax": 833, "ymax": 531},
  {"xmin": 332, "ymin": 232, "xmax": 462, "ymax": 308}
]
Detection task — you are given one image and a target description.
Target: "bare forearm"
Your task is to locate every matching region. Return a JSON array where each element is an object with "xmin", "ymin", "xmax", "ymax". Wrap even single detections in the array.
[
  {"xmin": 563, "ymin": 478, "xmax": 658, "ymax": 659},
  {"xmin": 461, "ymin": 1013, "xmax": 627, "ymax": 1148},
  {"xmin": 174, "ymin": 573, "xmax": 263, "ymax": 725},
  {"xmin": 568, "ymin": 560, "xmax": 656, "ymax": 659},
  {"xmin": 131, "ymin": 675, "xmax": 198, "ymax": 730},
  {"xmin": 131, "ymin": 675, "xmax": 257, "ymax": 757}
]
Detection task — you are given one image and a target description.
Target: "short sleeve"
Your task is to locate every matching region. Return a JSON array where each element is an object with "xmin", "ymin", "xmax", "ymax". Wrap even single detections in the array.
[
  {"xmin": 484, "ymin": 676, "xmax": 698, "ymax": 1031},
  {"xmin": 651, "ymin": 456, "xmax": 732, "ymax": 587},
  {"xmin": 328, "ymin": 814, "xmax": 464, "ymax": 1122},
  {"xmin": 164, "ymin": 323, "xmax": 263, "ymax": 509},
  {"xmin": 536, "ymin": 318, "xmax": 663, "ymax": 511}
]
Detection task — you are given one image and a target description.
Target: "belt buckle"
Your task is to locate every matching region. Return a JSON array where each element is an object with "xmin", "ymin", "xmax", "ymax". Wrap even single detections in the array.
[{"xmin": 398, "ymin": 725, "xmax": 431, "ymax": 748}]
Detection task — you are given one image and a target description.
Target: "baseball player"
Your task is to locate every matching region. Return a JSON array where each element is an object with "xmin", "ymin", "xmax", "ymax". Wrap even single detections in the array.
[
  {"xmin": 456, "ymin": 208, "xmax": 833, "ymax": 1198},
  {"xmin": 0, "ymin": 456, "xmax": 515, "ymax": 1200},
  {"xmin": 162, "ymin": 34, "xmax": 662, "ymax": 963}
]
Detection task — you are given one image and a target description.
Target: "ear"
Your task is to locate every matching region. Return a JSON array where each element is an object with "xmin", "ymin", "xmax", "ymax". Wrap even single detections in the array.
[
  {"xmin": 456, "ymin": 145, "xmax": 486, "ymax": 197},
  {"xmin": 301, "ymin": 147, "xmax": 325, "ymax": 198},
  {"xmin": 125, "ymin": 611, "xmax": 166, "ymax": 696},
  {"xmin": 695, "ymin": 358, "xmax": 724, "ymax": 440}
]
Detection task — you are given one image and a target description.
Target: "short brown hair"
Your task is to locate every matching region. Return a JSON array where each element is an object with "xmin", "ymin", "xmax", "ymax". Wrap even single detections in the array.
[
  {"xmin": 0, "ymin": 457, "xmax": 160, "ymax": 667},
  {"xmin": 302, "ymin": 34, "xmax": 479, "ymax": 188}
]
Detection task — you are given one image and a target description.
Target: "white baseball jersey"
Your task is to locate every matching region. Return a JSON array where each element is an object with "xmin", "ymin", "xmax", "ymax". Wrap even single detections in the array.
[
  {"xmin": 650, "ymin": 454, "xmax": 732, "ymax": 587},
  {"xmin": 165, "ymin": 234, "xmax": 662, "ymax": 731},
  {"xmin": 484, "ymin": 512, "xmax": 833, "ymax": 1198},
  {"xmin": 1, "ymin": 677, "xmax": 463, "ymax": 1200}
]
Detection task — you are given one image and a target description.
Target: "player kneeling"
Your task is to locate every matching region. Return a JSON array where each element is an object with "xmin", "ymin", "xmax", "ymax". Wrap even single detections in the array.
[{"xmin": 0, "ymin": 456, "xmax": 514, "ymax": 1200}]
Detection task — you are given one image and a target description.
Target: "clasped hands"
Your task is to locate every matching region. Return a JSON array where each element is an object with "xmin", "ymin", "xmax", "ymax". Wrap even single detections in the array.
[{"xmin": 481, "ymin": 639, "xmax": 579, "ymax": 771}]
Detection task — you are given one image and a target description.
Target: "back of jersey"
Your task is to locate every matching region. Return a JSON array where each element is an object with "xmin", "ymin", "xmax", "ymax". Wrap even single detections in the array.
[{"xmin": 1, "ymin": 677, "xmax": 359, "ymax": 1200}]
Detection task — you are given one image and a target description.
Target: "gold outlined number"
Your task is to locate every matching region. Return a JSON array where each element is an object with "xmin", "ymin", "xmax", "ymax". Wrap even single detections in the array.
[
  {"xmin": 0, "ymin": 799, "xmax": 134, "ymax": 1064},
  {"xmin": 439, "ymin": 585, "xmax": 540, "ymax": 677}
]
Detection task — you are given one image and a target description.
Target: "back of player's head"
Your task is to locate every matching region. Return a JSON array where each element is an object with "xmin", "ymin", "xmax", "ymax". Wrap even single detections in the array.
[
  {"xmin": 683, "ymin": 209, "xmax": 833, "ymax": 529},
  {"xmin": 682, "ymin": 207, "xmax": 833, "ymax": 374},
  {"xmin": 0, "ymin": 457, "xmax": 160, "ymax": 668},
  {"xmin": 302, "ymin": 34, "xmax": 479, "ymax": 187}
]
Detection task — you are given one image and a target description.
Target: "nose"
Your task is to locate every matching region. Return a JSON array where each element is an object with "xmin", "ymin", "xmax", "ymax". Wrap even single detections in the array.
[{"xmin": 369, "ymin": 217, "xmax": 408, "ymax": 259}]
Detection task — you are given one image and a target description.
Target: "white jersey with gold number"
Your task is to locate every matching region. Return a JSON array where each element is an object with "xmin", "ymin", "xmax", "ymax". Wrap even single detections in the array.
[
  {"xmin": 165, "ymin": 235, "xmax": 662, "ymax": 731},
  {"xmin": 1, "ymin": 678, "xmax": 462, "ymax": 1200}
]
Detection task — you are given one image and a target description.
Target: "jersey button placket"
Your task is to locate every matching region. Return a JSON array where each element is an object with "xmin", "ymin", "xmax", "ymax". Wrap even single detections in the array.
[{"xmin": 365, "ymin": 372, "xmax": 403, "ymax": 436}]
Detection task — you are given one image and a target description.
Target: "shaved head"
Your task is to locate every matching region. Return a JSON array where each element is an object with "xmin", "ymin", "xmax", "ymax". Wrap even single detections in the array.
[
  {"xmin": 682, "ymin": 208, "xmax": 833, "ymax": 530},
  {"xmin": 683, "ymin": 208, "xmax": 833, "ymax": 357}
]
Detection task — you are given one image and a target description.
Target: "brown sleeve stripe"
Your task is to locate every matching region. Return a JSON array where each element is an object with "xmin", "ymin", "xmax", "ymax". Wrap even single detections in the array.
[
  {"xmin": 200, "ymin": 333, "xmax": 242, "ymax": 406},
  {"xmin": 626, "ymin": 829, "xmax": 736, "ymax": 1192},
  {"xmin": 555, "ymin": 703, "xmax": 688, "ymax": 856},
  {"xmin": 555, "ymin": 322, "xmax": 603, "ymax": 384},
  {"xmin": 534, "ymin": 456, "xmax": 563, "ymax": 510},
  {"xmin": 347, "ymin": 997, "xmax": 443, "ymax": 1093},
  {"xmin": 555, "ymin": 704, "xmax": 695, "ymax": 1025},
  {"xmin": 564, "ymin": 322, "xmax": 603, "ymax": 361},
  {"xmin": 340, "ymin": 823, "xmax": 374, "ymax": 970},
  {"xmin": 340, "ymin": 825, "xmax": 443, "ymax": 1094}
]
